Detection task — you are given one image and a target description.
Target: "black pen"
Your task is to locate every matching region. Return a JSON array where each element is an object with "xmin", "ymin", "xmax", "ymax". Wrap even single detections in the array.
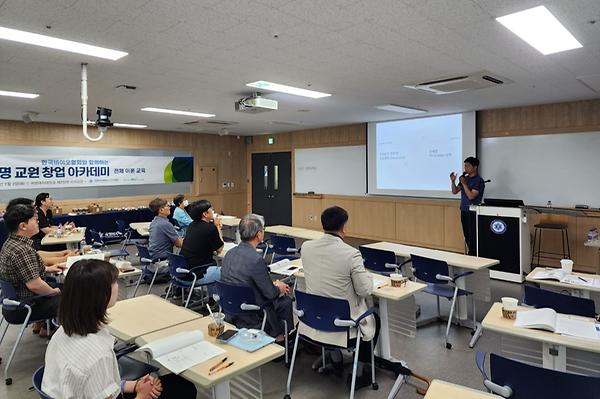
[{"xmin": 578, "ymin": 276, "xmax": 588, "ymax": 283}]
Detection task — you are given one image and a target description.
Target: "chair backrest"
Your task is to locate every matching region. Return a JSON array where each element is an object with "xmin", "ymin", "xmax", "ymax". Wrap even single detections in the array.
[
  {"xmin": 88, "ymin": 229, "xmax": 103, "ymax": 245},
  {"xmin": 32, "ymin": 366, "xmax": 53, "ymax": 399},
  {"xmin": 215, "ymin": 281, "xmax": 259, "ymax": 316},
  {"xmin": 135, "ymin": 244, "xmax": 151, "ymax": 261},
  {"xmin": 410, "ymin": 254, "xmax": 450, "ymax": 285},
  {"xmin": 115, "ymin": 219, "xmax": 127, "ymax": 234},
  {"xmin": 523, "ymin": 285, "xmax": 596, "ymax": 318},
  {"xmin": 295, "ymin": 290, "xmax": 351, "ymax": 333},
  {"xmin": 359, "ymin": 246, "xmax": 397, "ymax": 273},
  {"xmin": 270, "ymin": 235, "xmax": 297, "ymax": 255},
  {"xmin": 167, "ymin": 253, "xmax": 189, "ymax": 278},
  {"xmin": 489, "ymin": 352, "xmax": 600, "ymax": 398}
]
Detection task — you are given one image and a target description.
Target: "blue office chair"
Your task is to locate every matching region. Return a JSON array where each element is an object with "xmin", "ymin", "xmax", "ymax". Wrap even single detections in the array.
[
  {"xmin": 88, "ymin": 228, "xmax": 130, "ymax": 259},
  {"xmin": 0, "ymin": 279, "xmax": 55, "ymax": 385},
  {"xmin": 523, "ymin": 285, "xmax": 596, "ymax": 318},
  {"xmin": 359, "ymin": 246, "xmax": 401, "ymax": 275},
  {"xmin": 476, "ymin": 351, "xmax": 600, "ymax": 398},
  {"xmin": 131, "ymin": 245, "xmax": 171, "ymax": 297},
  {"xmin": 268, "ymin": 235, "xmax": 300, "ymax": 264},
  {"xmin": 410, "ymin": 254, "xmax": 475, "ymax": 349},
  {"xmin": 285, "ymin": 291, "xmax": 378, "ymax": 399},
  {"xmin": 115, "ymin": 220, "xmax": 147, "ymax": 247},
  {"xmin": 165, "ymin": 253, "xmax": 215, "ymax": 308},
  {"xmin": 213, "ymin": 280, "xmax": 291, "ymax": 364},
  {"xmin": 32, "ymin": 366, "xmax": 52, "ymax": 399}
]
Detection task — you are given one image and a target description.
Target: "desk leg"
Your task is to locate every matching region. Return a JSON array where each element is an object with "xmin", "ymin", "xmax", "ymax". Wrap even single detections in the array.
[
  {"xmin": 376, "ymin": 298, "xmax": 408, "ymax": 399},
  {"xmin": 212, "ymin": 381, "xmax": 231, "ymax": 399},
  {"xmin": 542, "ymin": 343, "xmax": 566, "ymax": 371},
  {"xmin": 454, "ymin": 268, "xmax": 468, "ymax": 320}
]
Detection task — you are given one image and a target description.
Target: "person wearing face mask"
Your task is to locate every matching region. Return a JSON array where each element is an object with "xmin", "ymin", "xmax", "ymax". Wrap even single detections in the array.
[{"xmin": 171, "ymin": 194, "xmax": 192, "ymax": 237}]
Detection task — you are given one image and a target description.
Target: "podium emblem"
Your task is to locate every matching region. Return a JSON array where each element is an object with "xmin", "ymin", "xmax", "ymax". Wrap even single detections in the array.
[{"xmin": 490, "ymin": 219, "xmax": 507, "ymax": 235}]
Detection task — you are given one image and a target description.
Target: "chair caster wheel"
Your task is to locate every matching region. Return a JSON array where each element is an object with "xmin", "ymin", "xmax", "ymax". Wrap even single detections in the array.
[
  {"xmin": 372, "ymin": 382, "xmax": 379, "ymax": 390},
  {"xmin": 470, "ymin": 330, "xmax": 476, "ymax": 336},
  {"xmin": 5, "ymin": 378, "xmax": 12, "ymax": 385},
  {"xmin": 284, "ymin": 395, "xmax": 291, "ymax": 399},
  {"xmin": 446, "ymin": 342, "xmax": 452, "ymax": 350}
]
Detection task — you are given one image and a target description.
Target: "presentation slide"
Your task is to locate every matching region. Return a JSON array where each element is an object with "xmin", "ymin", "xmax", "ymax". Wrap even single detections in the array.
[{"xmin": 367, "ymin": 112, "xmax": 476, "ymax": 198}]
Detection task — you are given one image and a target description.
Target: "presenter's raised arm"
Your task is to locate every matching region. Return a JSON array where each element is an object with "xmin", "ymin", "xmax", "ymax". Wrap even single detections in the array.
[{"xmin": 450, "ymin": 172, "xmax": 460, "ymax": 194}]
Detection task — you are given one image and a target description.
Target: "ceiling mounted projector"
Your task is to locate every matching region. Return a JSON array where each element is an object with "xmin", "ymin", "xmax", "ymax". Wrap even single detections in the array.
[{"xmin": 235, "ymin": 95, "xmax": 278, "ymax": 113}]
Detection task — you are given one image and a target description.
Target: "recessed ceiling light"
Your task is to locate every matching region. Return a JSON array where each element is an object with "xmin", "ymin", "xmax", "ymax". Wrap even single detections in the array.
[
  {"xmin": 375, "ymin": 104, "xmax": 427, "ymax": 114},
  {"xmin": 141, "ymin": 107, "xmax": 215, "ymax": 118},
  {"xmin": 246, "ymin": 81, "xmax": 331, "ymax": 98},
  {"xmin": 0, "ymin": 89, "xmax": 39, "ymax": 99},
  {"xmin": 0, "ymin": 26, "xmax": 128, "ymax": 60},
  {"xmin": 496, "ymin": 6, "xmax": 582, "ymax": 55}
]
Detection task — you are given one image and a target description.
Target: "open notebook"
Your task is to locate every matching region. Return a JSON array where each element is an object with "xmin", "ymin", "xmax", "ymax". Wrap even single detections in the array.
[
  {"xmin": 531, "ymin": 269, "xmax": 600, "ymax": 288},
  {"xmin": 137, "ymin": 330, "xmax": 225, "ymax": 375},
  {"xmin": 514, "ymin": 308, "xmax": 599, "ymax": 340},
  {"xmin": 269, "ymin": 259, "xmax": 302, "ymax": 276}
]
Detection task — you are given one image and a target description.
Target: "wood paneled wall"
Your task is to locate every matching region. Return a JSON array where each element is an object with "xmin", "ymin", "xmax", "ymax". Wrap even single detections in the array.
[
  {"xmin": 0, "ymin": 120, "xmax": 247, "ymax": 216},
  {"xmin": 478, "ymin": 99, "xmax": 600, "ymax": 137}
]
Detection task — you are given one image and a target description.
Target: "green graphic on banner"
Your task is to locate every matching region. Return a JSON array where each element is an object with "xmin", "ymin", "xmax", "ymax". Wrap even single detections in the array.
[{"xmin": 163, "ymin": 157, "xmax": 193, "ymax": 183}]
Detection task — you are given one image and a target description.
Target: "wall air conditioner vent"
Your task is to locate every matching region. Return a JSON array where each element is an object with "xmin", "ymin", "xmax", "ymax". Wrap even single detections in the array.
[{"xmin": 404, "ymin": 71, "xmax": 512, "ymax": 95}]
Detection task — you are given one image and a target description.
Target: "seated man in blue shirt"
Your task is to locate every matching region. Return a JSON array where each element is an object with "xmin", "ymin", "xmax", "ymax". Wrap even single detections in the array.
[
  {"xmin": 220, "ymin": 214, "xmax": 292, "ymax": 341},
  {"xmin": 148, "ymin": 198, "xmax": 183, "ymax": 261},
  {"xmin": 172, "ymin": 194, "xmax": 193, "ymax": 237}
]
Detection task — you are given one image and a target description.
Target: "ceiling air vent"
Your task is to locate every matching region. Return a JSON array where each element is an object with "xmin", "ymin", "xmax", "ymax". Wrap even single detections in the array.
[
  {"xmin": 206, "ymin": 120, "xmax": 238, "ymax": 126},
  {"xmin": 404, "ymin": 71, "xmax": 512, "ymax": 95}
]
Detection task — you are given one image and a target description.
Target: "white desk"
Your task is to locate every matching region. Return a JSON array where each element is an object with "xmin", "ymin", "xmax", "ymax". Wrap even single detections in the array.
[
  {"xmin": 136, "ymin": 317, "xmax": 283, "ymax": 399},
  {"xmin": 265, "ymin": 225, "xmax": 324, "ymax": 241},
  {"xmin": 425, "ymin": 380, "xmax": 500, "ymax": 399},
  {"xmin": 129, "ymin": 222, "xmax": 150, "ymax": 237},
  {"xmin": 41, "ymin": 227, "xmax": 86, "ymax": 250},
  {"xmin": 482, "ymin": 303, "xmax": 600, "ymax": 373},
  {"xmin": 362, "ymin": 241, "xmax": 499, "ymax": 347},
  {"xmin": 106, "ymin": 294, "xmax": 201, "ymax": 343}
]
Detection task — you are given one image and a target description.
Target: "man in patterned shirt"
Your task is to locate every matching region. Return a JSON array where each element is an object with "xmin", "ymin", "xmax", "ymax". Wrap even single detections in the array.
[{"xmin": 0, "ymin": 203, "xmax": 65, "ymax": 337}]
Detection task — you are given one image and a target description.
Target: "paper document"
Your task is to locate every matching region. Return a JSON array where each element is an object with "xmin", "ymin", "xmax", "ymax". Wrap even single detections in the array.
[
  {"xmin": 138, "ymin": 330, "xmax": 225, "ymax": 375},
  {"xmin": 371, "ymin": 273, "xmax": 389, "ymax": 289},
  {"xmin": 532, "ymin": 269, "xmax": 600, "ymax": 288},
  {"xmin": 269, "ymin": 259, "xmax": 302, "ymax": 276},
  {"xmin": 515, "ymin": 308, "xmax": 598, "ymax": 339},
  {"xmin": 64, "ymin": 253, "xmax": 105, "ymax": 274}
]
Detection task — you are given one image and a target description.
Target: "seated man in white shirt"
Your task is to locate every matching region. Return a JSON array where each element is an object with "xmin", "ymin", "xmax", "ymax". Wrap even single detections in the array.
[{"xmin": 300, "ymin": 206, "xmax": 380, "ymax": 390}]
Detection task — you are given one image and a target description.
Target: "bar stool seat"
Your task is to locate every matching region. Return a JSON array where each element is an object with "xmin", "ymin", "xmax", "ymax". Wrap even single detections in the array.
[{"xmin": 531, "ymin": 223, "xmax": 570, "ymax": 267}]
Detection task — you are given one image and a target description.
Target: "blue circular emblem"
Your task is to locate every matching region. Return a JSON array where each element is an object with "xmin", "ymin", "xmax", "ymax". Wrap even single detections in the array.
[{"xmin": 490, "ymin": 219, "xmax": 507, "ymax": 235}]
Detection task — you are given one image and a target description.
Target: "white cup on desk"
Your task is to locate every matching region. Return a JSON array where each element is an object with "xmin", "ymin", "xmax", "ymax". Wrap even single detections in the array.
[
  {"xmin": 560, "ymin": 259, "xmax": 573, "ymax": 273},
  {"xmin": 501, "ymin": 297, "xmax": 518, "ymax": 320}
]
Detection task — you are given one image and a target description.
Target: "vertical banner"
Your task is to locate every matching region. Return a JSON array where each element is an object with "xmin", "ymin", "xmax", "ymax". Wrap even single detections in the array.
[{"xmin": 0, "ymin": 155, "xmax": 193, "ymax": 190}]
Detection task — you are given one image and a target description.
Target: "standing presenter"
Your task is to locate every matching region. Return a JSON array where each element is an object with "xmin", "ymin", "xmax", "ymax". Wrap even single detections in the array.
[{"xmin": 450, "ymin": 157, "xmax": 485, "ymax": 256}]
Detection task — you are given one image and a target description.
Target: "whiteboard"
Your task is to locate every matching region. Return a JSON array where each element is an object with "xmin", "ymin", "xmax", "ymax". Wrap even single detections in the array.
[
  {"xmin": 294, "ymin": 146, "xmax": 366, "ymax": 195},
  {"xmin": 480, "ymin": 131, "xmax": 600, "ymax": 208}
]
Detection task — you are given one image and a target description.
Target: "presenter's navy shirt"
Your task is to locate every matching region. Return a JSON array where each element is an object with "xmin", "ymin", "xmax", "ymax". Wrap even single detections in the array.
[{"xmin": 459, "ymin": 175, "xmax": 485, "ymax": 212}]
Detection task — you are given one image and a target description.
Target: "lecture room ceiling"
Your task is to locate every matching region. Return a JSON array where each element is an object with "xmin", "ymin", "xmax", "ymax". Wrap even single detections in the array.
[{"xmin": 0, "ymin": 0, "xmax": 599, "ymax": 135}]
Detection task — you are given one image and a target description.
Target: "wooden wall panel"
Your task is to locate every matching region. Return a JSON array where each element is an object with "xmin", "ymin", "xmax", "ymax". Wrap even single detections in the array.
[
  {"xmin": 0, "ymin": 120, "xmax": 247, "ymax": 213},
  {"xmin": 444, "ymin": 206, "xmax": 465, "ymax": 250},
  {"xmin": 352, "ymin": 200, "xmax": 396, "ymax": 240},
  {"xmin": 479, "ymin": 99, "xmax": 600, "ymax": 137},
  {"xmin": 396, "ymin": 203, "xmax": 445, "ymax": 248},
  {"xmin": 292, "ymin": 196, "xmax": 324, "ymax": 230}
]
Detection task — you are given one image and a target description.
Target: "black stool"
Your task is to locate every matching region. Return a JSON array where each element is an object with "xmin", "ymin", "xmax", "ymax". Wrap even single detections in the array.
[{"xmin": 531, "ymin": 223, "xmax": 571, "ymax": 267}]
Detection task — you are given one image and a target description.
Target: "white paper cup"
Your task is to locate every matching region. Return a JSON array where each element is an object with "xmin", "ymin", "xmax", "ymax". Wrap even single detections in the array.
[
  {"xmin": 560, "ymin": 259, "xmax": 573, "ymax": 273},
  {"xmin": 501, "ymin": 297, "xmax": 518, "ymax": 311}
]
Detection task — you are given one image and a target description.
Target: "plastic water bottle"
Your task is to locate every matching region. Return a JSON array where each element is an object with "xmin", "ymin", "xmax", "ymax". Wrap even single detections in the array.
[
  {"xmin": 80, "ymin": 238, "xmax": 87, "ymax": 255},
  {"xmin": 57, "ymin": 223, "xmax": 63, "ymax": 237}
]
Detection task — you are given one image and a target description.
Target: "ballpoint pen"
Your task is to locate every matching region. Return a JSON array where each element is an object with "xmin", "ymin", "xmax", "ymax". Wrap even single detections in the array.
[
  {"xmin": 578, "ymin": 276, "xmax": 588, "ymax": 283},
  {"xmin": 209, "ymin": 361, "xmax": 234, "ymax": 375},
  {"xmin": 208, "ymin": 357, "xmax": 227, "ymax": 372}
]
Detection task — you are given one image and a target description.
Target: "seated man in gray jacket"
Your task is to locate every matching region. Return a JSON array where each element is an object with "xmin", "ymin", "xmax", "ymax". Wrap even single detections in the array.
[{"xmin": 220, "ymin": 214, "xmax": 292, "ymax": 341}]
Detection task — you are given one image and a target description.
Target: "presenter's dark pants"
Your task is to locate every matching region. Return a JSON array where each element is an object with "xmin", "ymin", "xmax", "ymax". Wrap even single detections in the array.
[{"xmin": 461, "ymin": 210, "xmax": 477, "ymax": 256}]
